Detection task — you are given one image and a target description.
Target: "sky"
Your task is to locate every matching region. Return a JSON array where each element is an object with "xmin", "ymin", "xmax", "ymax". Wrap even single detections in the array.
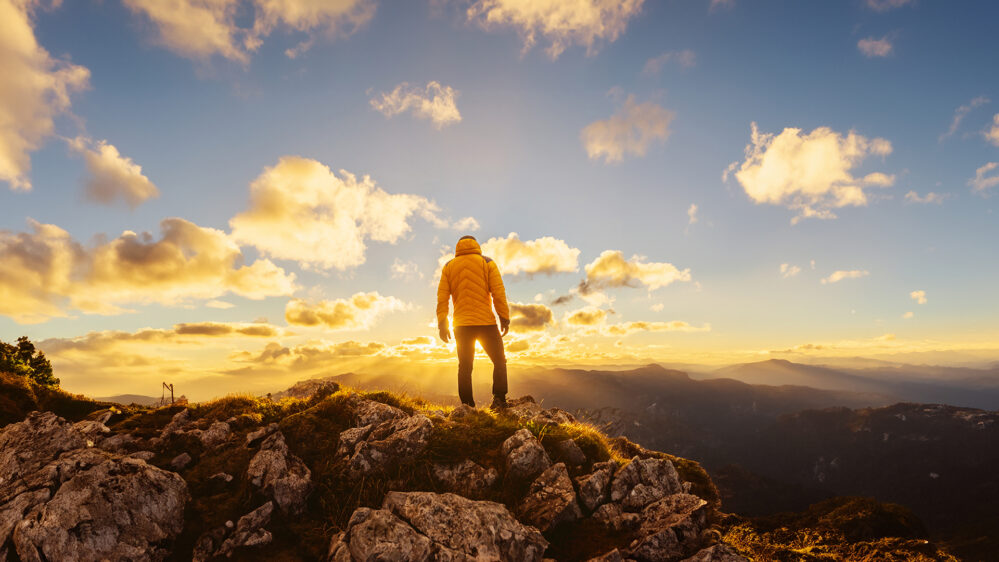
[{"xmin": 2, "ymin": 0, "xmax": 999, "ymax": 400}]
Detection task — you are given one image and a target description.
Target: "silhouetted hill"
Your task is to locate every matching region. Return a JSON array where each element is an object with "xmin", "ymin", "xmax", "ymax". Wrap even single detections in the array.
[{"xmin": 93, "ymin": 394, "xmax": 160, "ymax": 406}]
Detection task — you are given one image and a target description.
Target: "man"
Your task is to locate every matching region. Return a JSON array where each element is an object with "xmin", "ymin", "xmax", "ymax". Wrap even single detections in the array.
[{"xmin": 437, "ymin": 235, "xmax": 510, "ymax": 409}]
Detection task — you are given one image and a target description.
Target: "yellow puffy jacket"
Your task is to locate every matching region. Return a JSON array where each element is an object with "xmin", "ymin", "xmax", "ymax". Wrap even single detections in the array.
[{"xmin": 437, "ymin": 237, "xmax": 510, "ymax": 328}]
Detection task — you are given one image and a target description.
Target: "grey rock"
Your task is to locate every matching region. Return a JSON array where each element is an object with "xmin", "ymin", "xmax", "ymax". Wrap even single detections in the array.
[
  {"xmin": 345, "ymin": 415, "xmax": 433, "ymax": 478},
  {"xmin": 592, "ymin": 502, "xmax": 640, "ymax": 532},
  {"xmin": 530, "ymin": 408, "xmax": 576, "ymax": 427},
  {"xmin": 588, "ymin": 549, "xmax": 626, "ymax": 562},
  {"xmin": 192, "ymin": 524, "xmax": 229, "ymax": 562},
  {"xmin": 610, "ymin": 457, "xmax": 683, "ymax": 511},
  {"xmin": 160, "ymin": 409, "xmax": 191, "ymax": 438},
  {"xmin": 383, "ymin": 491, "xmax": 549, "ymax": 562},
  {"xmin": 198, "ymin": 421, "xmax": 231, "ymax": 448},
  {"xmin": 326, "ymin": 531, "xmax": 351, "ymax": 562},
  {"xmin": 129, "ymin": 450, "xmax": 156, "ymax": 461},
  {"xmin": 355, "ymin": 400, "xmax": 406, "ymax": 427},
  {"xmin": 336, "ymin": 424, "xmax": 374, "ymax": 457},
  {"xmin": 170, "ymin": 452, "xmax": 192, "ymax": 471},
  {"xmin": 448, "ymin": 404, "xmax": 476, "ymax": 420},
  {"xmin": 336, "ymin": 506, "xmax": 435, "ymax": 561},
  {"xmin": 505, "ymin": 396, "xmax": 543, "ymax": 418},
  {"xmin": 680, "ymin": 544, "xmax": 750, "ymax": 562},
  {"xmin": 245, "ymin": 422, "xmax": 279, "ymax": 446},
  {"xmin": 501, "ymin": 429, "xmax": 551, "ymax": 481},
  {"xmin": 99, "ymin": 433, "xmax": 135, "ymax": 452},
  {"xmin": 554, "ymin": 438, "xmax": 587, "ymax": 466},
  {"xmin": 247, "ymin": 430, "xmax": 312, "ymax": 514},
  {"xmin": 0, "ymin": 412, "xmax": 86, "ymax": 493},
  {"xmin": 517, "ymin": 463, "xmax": 582, "ymax": 532},
  {"xmin": 216, "ymin": 501, "xmax": 275, "ymax": 557},
  {"xmin": 431, "ymin": 460, "xmax": 498, "ymax": 499},
  {"xmin": 627, "ymin": 494, "xmax": 709, "ymax": 562},
  {"xmin": 576, "ymin": 461, "xmax": 616, "ymax": 511},
  {"xmin": 72, "ymin": 419, "xmax": 110, "ymax": 442},
  {"xmin": 210, "ymin": 472, "xmax": 234, "ymax": 483}
]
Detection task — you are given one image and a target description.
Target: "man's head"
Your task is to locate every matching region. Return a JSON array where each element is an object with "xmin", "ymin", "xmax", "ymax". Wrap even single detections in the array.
[{"xmin": 458, "ymin": 235, "xmax": 477, "ymax": 242}]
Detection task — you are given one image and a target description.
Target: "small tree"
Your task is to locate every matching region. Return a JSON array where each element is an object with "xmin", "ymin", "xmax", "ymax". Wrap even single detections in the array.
[{"xmin": 0, "ymin": 336, "xmax": 59, "ymax": 387}]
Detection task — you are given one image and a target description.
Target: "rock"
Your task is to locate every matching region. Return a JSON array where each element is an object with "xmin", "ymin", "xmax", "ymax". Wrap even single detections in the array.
[
  {"xmin": 170, "ymin": 452, "xmax": 193, "ymax": 471},
  {"xmin": 198, "ymin": 421, "xmax": 230, "ymax": 448},
  {"xmin": 245, "ymin": 422, "xmax": 279, "ymax": 446},
  {"xmin": 610, "ymin": 457, "xmax": 683, "ymax": 511},
  {"xmin": 326, "ymin": 531, "xmax": 350, "ymax": 562},
  {"xmin": 247, "ymin": 430, "xmax": 312, "ymax": 514},
  {"xmin": 530, "ymin": 408, "xmax": 576, "ymax": 427},
  {"xmin": 345, "ymin": 415, "xmax": 433, "ymax": 478},
  {"xmin": 334, "ymin": 506, "xmax": 435, "ymax": 561},
  {"xmin": 592, "ymin": 502, "xmax": 640, "ymax": 532},
  {"xmin": 577, "ymin": 461, "xmax": 616, "ymax": 511},
  {"xmin": 627, "ymin": 494, "xmax": 709, "ymax": 562},
  {"xmin": 192, "ymin": 525, "xmax": 229, "ymax": 562},
  {"xmin": 680, "ymin": 544, "xmax": 750, "ymax": 562},
  {"xmin": 215, "ymin": 501, "xmax": 275, "ymax": 557},
  {"xmin": 12, "ymin": 456, "xmax": 188, "ymax": 562},
  {"xmin": 383, "ymin": 491, "xmax": 549, "ymax": 561},
  {"xmin": 99, "ymin": 432, "xmax": 135, "ymax": 452},
  {"xmin": 129, "ymin": 450, "xmax": 156, "ymax": 461},
  {"xmin": 448, "ymin": 404, "xmax": 476, "ymax": 420},
  {"xmin": 160, "ymin": 409, "xmax": 191, "ymax": 438},
  {"xmin": 336, "ymin": 425, "xmax": 374, "ymax": 457},
  {"xmin": 554, "ymin": 438, "xmax": 587, "ymax": 466},
  {"xmin": 432, "ymin": 460, "xmax": 498, "ymax": 499},
  {"xmin": 588, "ymin": 549, "xmax": 626, "ymax": 562},
  {"xmin": 506, "ymin": 396, "xmax": 543, "ymax": 418},
  {"xmin": 502, "ymin": 429, "xmax": 551, "ymax": 481},
  {"xmin": 355, "ymin": 400, "xmax": 406, "ymax": 427},
  {"xmin": 210, "ymin": 472, "xmax": 234, "ymax": 483},
  {"xmin": 72, "ymin": 419, "xmax": 110, "ymax": 442},
  {"xmin": 517, "ymin": 463, "xmax": 582, "ymax": 532},
  {"xmin": 0, "ymin": 412, "xmax": 86, "ymax": 490}
]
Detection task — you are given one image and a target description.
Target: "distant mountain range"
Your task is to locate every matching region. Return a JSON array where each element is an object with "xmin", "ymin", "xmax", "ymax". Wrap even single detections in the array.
[{"xmin": 93, "ymin": 394, "xmax": 161, "ymax": 406}]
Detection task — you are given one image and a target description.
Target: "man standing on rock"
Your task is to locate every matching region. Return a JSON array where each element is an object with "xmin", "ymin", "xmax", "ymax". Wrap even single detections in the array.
[{"xmin": 437, "ymin": 235, "xmax": 510, "ymax": 410}]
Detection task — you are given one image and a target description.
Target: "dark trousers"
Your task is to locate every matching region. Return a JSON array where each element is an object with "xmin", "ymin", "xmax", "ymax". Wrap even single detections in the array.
[{"xmin": 455, "ymin": 325, "xmax": 507, "ymax": 407}]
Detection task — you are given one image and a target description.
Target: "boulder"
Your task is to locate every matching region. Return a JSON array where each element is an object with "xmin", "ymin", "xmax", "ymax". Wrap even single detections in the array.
[
  {"xmin": 448, "ymin": 404, "xmax": 476, "ymax": 420},
  {"xmin": 0, "ymin": 412, "xmax": 86, "ymax": 491},
  {"xmin": 517, "ymin": 463, "xmax": 582, "ymax": 532},
  {"xmin": 680, "ymin": 544, "xmax": 750, "ymax": 562},
  {"xmin": 530, "ymin": 408, "xmax": 576, "ymax": 427},
  {"xmin": 553, "ymin": 438, "xmax": 587, "ymax": 467},
  {"xmin": 247, "ymin": 430, "xmax": 312, "ymax": 514},
  {"xmin": 72, "ymin": 419, "xmax": 110, "ymax": 443},
  {"xmin": 330, "ymin": 507, "xmax": 435, "ymax": 561},
  {"xmin": 502, "ymin": 429, "xmax": 551, "ymax": 481},
  {"xmin": 198, "ymin": 421, "xmax": 231, "ymax": 448},
  {"xmin": 171, "ymin": 452, "xmax": 193, "ymax": 471},
  {"xmin": 336, "ymin": 425, "xmax": 374, "ymax": 457},
  {"xmin": 592, "ymin": 502, "xmax": 640, "ymax": 532},
  {"xmin": 245, "ymin": 422, "xmax": 279, "ymax": 446},
  {"xmin": 626, "ymin": 494, "xmax": 709, "ymax": 562},
  {"xmin": 215, "ymin": 501, "xmax": 275, "ymax": 558},
  {"xmin": 160, "ymin": 409, "xmax": 191, "ymax": 438},
  {"xmin": 610, "ymin": 457, "xmax": 683, "ymax": 511},
  {"xmin": 128, "ymin": 450, "xmax": 156, "ymax": 461},
  {"xmin": 576, "ymin": 461, "xmax": 616, "ymax": 511},
  {"xmin": 355, "ymin": 400, "xmax": 406, "ymax": 427},
  {"xmin": 382, "ymin": 491, "xmax": 549, "ymax": 561},
  {"xmin": 432, "ymin": 459, "xmax": 498, "ymax": 499},
  {"xmin": 588, "ymin": 549, "xmax": 626, "ymax": 562},
  {"xmin": 344, "ymin": 415, "xmax": 432, "ymax": 478}
]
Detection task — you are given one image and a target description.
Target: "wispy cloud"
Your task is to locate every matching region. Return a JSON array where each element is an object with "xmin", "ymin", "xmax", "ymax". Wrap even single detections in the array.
[
  {"xmin": 857, "ymin": 36, "xmax": 893, "ymax": 58},
  {"xmin": 780, "ymin": 263, "xmax": 801, "ymax": 278},
  {"xmin": 865, "ymin": 0, "xmax": 914, "ymax": 12},
  {"xmin": 968, "ymin": 162, "xmax": 999, "ymax": 194},
  {"xmin": 910, "ymin": 290, "xmax": 927, "ymax": 305},
  {"xmin": 821, "ymin": 270, "xmax": 870, "ymax": 284},
  {"xmin": 369, "ymin": 81, "xmax": 462, "ymax": 129},
  {"xmin": 643, "ymin": 50, "xmax": 696, "ymax": 74},
  {"xmin": 582, "ymin": 95, "xmax": 674, "ymax": 164},
  {"xmin": 939, "ymin": 96, "xmax": 989, "ymax": 141},
  {"xmin": 985, "ymin": 113, "xmax": 999, "ymax": 146},
  {"xmin": 904, "ymin": 190, "xmax": 949, "ymax": 204}
]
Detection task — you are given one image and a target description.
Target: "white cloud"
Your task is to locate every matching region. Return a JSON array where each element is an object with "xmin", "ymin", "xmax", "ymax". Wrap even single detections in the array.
[
  {"xmin": 67, "ymin": 137, "xmax": 159, "ymax": 208},
  {"xmin": 250, "ymin": 0, "xmax": 375, "ymax": 58},
  {"xmin": 465, "ymin": 0, "xmax": 645, "ymax": 59},
  {"xmin": 643, "ymin": 49, "xmax": 696, "ymax": 74},
  {"xmin": 725, "ymin": 122, "xmax": 893, "ymax": 223},
  {"xmin": 230, "ymin": 156, "xmax": 474, "ymax": 270},
  {"xmin": 821, "ymin": 270, "xmax": 870, "ymax": 284},
  {"xmin": 902, "ymin": 311, "xmax": 914, "ymax": 319},
  {"xmin": 0, "ymin": 0, "xmax": 90, "ymax": 191},
  {"xmin": 968, "ymin": 162, "xmax": 999, "ymax": 194},
  {"xmin": 0, "ymin": 218, "xmax": 297, "ymax": 323},
  {"xmin": 284, "ymin": 292, "xmax": 406, "ymax": 331},
  {"xmin": 206, "ymin": 299, "xmax": 236, "ymax": 309},
  {"xmin": 910, "ymin": 290, "xmax": 926, "ymax": 305},
  {"xmin": 390, "ymin": 258, "xmax": 422, "ymax": 281},
  {"xmin": 687, "ymin": 204, "xmax": 698, "ymax": 225},
  {"xmin": 940, "ymin": 96, "xmax": 989, "ymax": 141},
  {"xmin": 480, "ymin": 232, "xmax": 580, "ymax": 276},
  {"xmin": 650, "ymin": 302, "xmax": 664, "ymax": 312},
  {"xmin": 866, "ymin": 0, "xmax": 914, "ymax": 11},
  {"xmin": 369, "ymin": 81, "xmax": 462, "ymax": 129},
  {"xmin": 904, "ymin": 191, "xmax": 948, "ymax": 204},
  {"xmin": 582, "ymin": 95, "xmax": 674, "ymax": 164},
  {"xmin": 985, "ymin": 113, "xmax": 999, "ymax": 147},
  {"xmin": 857, "ymin": 36, "xmax": 893, "ymax": 58},
  {"xmin": 579, "ymin": 250, "xmax": 691, "ymax": 296},
  {"xmin": 780, "ymin": 263, "xmax": 801, "ymax": 278}
]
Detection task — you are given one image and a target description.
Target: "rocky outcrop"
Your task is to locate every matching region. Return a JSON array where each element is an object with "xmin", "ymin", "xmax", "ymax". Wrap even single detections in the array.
[
  {"xmin": 502, "ymin": 428, "xmax": 551, "ymax": 481},
  {"xmin": 517, "ymin": 463, "xmax": 582, "ymax": 532},
  {"xmin": 611, "ymin": 456, "xmax": 684, "ymax": 511},
  {"xmin": 340, "ymin": 411, "xmax": 433, "ymax": 478},
  {"xmin": 432, "ymin": 459, "xmax": 498, "ymax": 499},
  {"xmin": 628, "ymin": 493, "xmax": 709, "ymax": 562},
  {"xmin": 577, "ymin": 460, "xmax": 616, "ymax": 511},
  {"xmin": 247, "ymin": 430, "xmax": 312, "ymax": 514}
]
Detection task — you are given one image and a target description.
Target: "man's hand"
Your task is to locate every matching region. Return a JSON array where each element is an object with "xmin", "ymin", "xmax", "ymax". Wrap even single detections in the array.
[
  {"xmin": 499, "ymin": 318, "xmax": 510, "ymax": 337},
  {"xmin": 439, "ymin": 326, "xmax": 451, "ymax": 343}
]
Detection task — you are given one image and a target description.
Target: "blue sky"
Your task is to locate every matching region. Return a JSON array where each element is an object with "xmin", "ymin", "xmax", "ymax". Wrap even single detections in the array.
[{"xmin": 2, "ymin": 0, "xmax": 998, "ymax": 398}]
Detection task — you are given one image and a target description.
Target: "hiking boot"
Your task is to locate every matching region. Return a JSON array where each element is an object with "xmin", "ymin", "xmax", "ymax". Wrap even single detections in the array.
[{"xmin": 488, "ymin": 395, "xmax": 508, "ymax": 411}]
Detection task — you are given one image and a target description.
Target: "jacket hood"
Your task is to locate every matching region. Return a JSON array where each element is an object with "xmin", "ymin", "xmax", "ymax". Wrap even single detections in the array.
[{"xmin": 455, "ymin": 237, "xmax": 482, "ymax": 256}]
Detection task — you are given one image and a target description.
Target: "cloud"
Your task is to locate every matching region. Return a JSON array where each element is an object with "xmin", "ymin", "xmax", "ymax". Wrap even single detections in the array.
[
  {"xmin": 968, "ymin": 162, "xmax": 999, "ymax": 194},
  {"xmin": 985, "ymin": 114, "xmax": 999, "ymax": 146},
  {"xmin": 865, "ymin": 0, "xmax": 914, "ymax": 11},
  {"xmin": 123, "ymin": 0, "xmax": 374, "ymax": 63},
  {"xmin": 725, "ymin": 123, "xmax": 893, "ymax": 223},
  {"xmin": 565, "ymin": 306, "xmax": 607, "ymax": 326},
  {"xmin": 390, "ymin": 259, "xmax": 423, "ymax": 281},
  {"xmin": 939, "ymin": 96, "xmax": 989, "ymax": 141},
  {"xmin": 41, "ymin": 321, "xmax": 284, "ymax": 356},
  {"xmin": 369, "ymin": 81, "xmax": 462, "ymax": 129},
  {"xmin": 205, "ymin": 299, "xmax": 236, "ymax": 309},
  {"xmin": 605, "ymin": 321, "xmax": 710, "ymax": 335},
  {"xmin": 643, "ymin": 50, "xmax": 696, "ymax": 74},
  {"xmin": 67, "ymin": 137, "xmax": 159, "ymax": 208},
  {"xmin": 910, "ymin": 290, "xmax": 926, "ymax": 305},
  {"xmin": 578, "ymin": 250, "xmax": 691, "ymax": 295},
  {"xmin": 687, "ymin": 204, "xmax": 698, "ymax": 225},
  {"xmin": 230, "ymin": 157, "xmax": 474, "ymax": 270},
  {"xmin": 465, "ymin": 0, "xmax": 645, "ymax": 59},
  {"xmin": 0, "ymin": 0, "xmax": 90, "ymax": 191},
  {"xmin": 902, "ymin": 311, "xmax": 914, "ymax": 319},
  {"xmin": 284, "ymin": 291, "xmax": 406, "ymax": 331},
  {"xmin": 709, "ymin": 0, "xmax": 735, "ymax": 11},
  {"xmin": 0, "ymin": 218, "xmax": 297, "ymax": 323},
  {"xmin": 821, "ymin": 270, "xmax": 870, "ymax": 284},
  {"xmin": 480, "ymin": 232, "xmax": 580, "ymax": 276},
  {"xmin": 582, "ymin": 95, "xmax": 673, "ymax": 164},
  {"xmin": 650, "ymin": 303, "xmax": 664, "ymax": 312},
  {"xmin": 509, "ymin": 302, "xmax": 554, "ymax": 332},
  {"xmin": 904, "ymin": 191, "xmax": 948, "ymax": 204},
  {"xmin": 857, "ymin": 36, "xmax": 893, "ymax": 58},
  {"xmin": 780, "ymin": 263, "xmax": 801, "ymax": 278}
]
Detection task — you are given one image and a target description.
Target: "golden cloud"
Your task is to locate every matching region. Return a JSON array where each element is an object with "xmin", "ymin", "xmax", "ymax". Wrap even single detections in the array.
[
  {"xmin": 582, "ymin": 95, "xmax": 673, "ymax": 164},
  {"xmin": 821, "ymin": 270, "xmax": 870, "ymax": 284},
  {"xmin": 230, "ymin": 157, "xmax": 475, "ymax": 270},
  {"xmin": 370, "ymin": 81, "xmax": 462, "ymax": 129},
  {"xmin": 0, "ymin": 0, "xmax": 90, "ymax": 190},
  {"xmin": 68, "ymin": 137, "xmax": 159, "ymax": 208},
  {"xmin": 509, "ymin": 302, "xmax": 554, "ymax": 332},
  {"xmin": 986, "ymin": 114, "xmax": 999, "ymax": 146},
  {"xmin": 579, "ymin": 250, "xmax": 691, "ymax": 294},
  {"xmin": 0, "ymin": 218, "xmax": 297, "ymax": 323},
  {"xmin": 465, "ymin": 0, "xmax": 645, "ymax": 59},
  {"xmin": 780, "ymin": 263, "xmax": 801, "ymax": 278},
  {"xmin": 565, "ymin": 306, "xmax": 607, "ymax": 326},
  {"xmin": 910, "ymin": 290, "xmax": 927, "ymax": 305},
  {"xmin": 284, "ymin": 291, "xmax": 407, "ymax": 331},
  {"xmin": 725, "ymin": 123, "xmax": 894, "ymax": 223},
  {"xmin": 480, "ymin": 232, "xmax": 580, "ymax": 276},
  {"xmin": 251, "ymin": 0, "xmax": 375, "ymax": 57},
  {"xmin": 605, "ymin": 321, "xmax": 710, "ymax": 336}
]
